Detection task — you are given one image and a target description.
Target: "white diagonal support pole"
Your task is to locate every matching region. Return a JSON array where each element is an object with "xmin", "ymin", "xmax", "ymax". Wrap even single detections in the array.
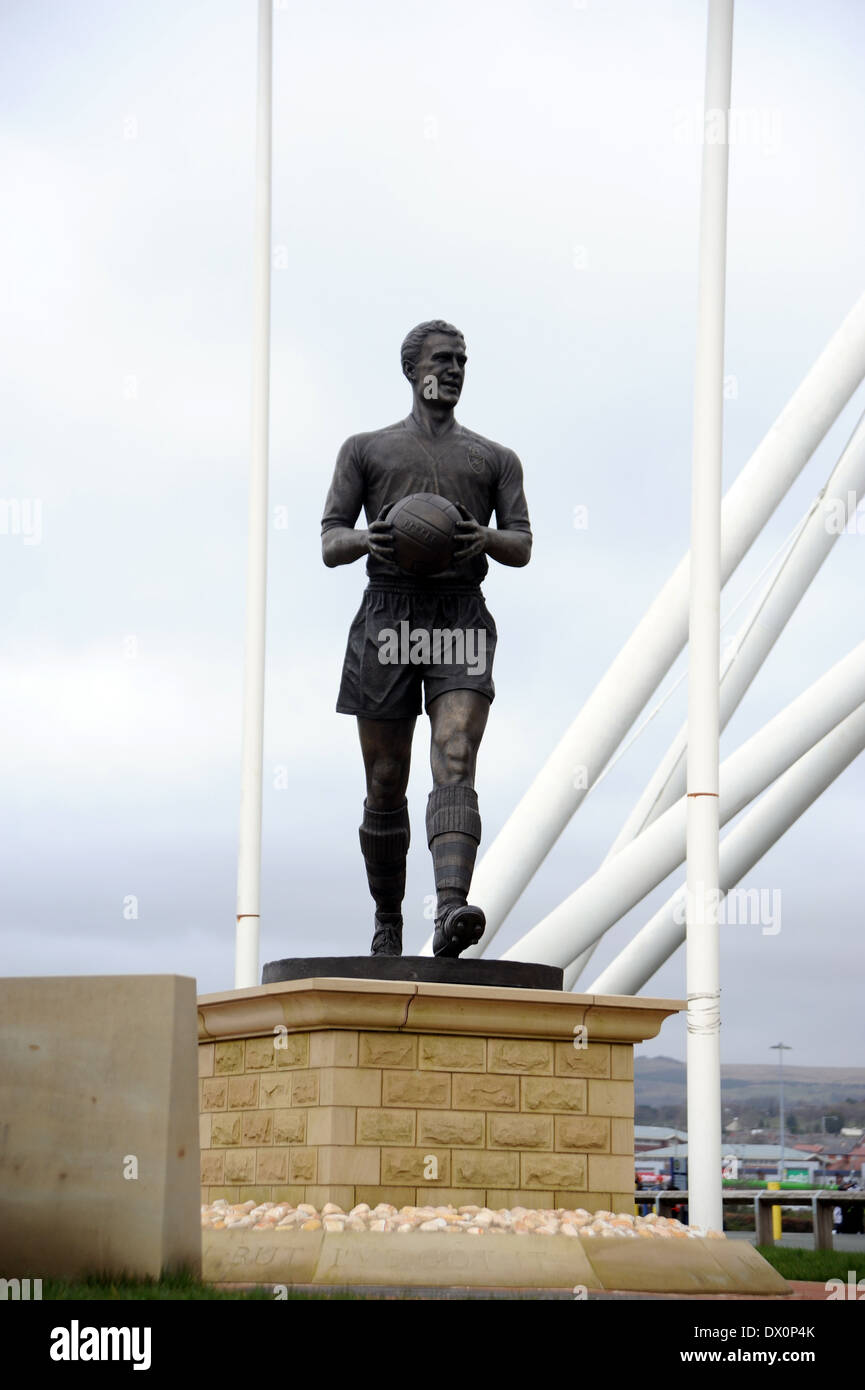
[
  {"xmin": 686, "ymin": 0, "xmax": 733, "ymax": 1235},
  {"xmin": 586, "ymin": 703, "xmax": 865, "ymax": 996},
  {"xmin": 566, "ymin": 406, "xmax": 865, "ymax": 990},
  {"xmin": 501, "ymin": 640, "xmax": 865, "ymax": 965},
  {"xmin": 235, "ymin": 0, "xmax": 273, "ymax": 989}
]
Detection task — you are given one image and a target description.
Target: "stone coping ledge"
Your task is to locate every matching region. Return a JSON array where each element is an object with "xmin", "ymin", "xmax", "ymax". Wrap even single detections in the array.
[
  {"xmin": 202, "ymin": 1229, "xmax": 789, "ymax": 1296},
  {"xmin": 198, "ymin": 978, "xmax": 684, "ymax": 1046}
]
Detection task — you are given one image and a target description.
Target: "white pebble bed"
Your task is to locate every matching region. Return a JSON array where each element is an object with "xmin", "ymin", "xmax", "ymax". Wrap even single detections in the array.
[{"xmin": 202, "ymin": 1199, "xmax": 723, "ymax": 1239}]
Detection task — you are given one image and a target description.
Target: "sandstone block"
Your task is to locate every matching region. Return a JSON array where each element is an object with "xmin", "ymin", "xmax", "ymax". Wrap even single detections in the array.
[
  {"xmin": 207, "ymin": 1186, "xmax": 239, "ymax": 1203},
  {"xmin": 450, "ymin": 1150, "xmax": 519, "ymax": 1188},
  {"xmin": 227, "ymin": 1075, "xmax": 259, "ymax": 1110},
  {"xmin": 256, "ymin": 1149, "xmax": 289, "ymax": 1184},
  {"xmin": 380, "ymin": 1148, "xmax": 450, "ymax": 1185},
  {"xmin": 273, "ymin": 1109, "xmax": 308, "ymax": 1146},
  {"xmin": 269, "ymin": 1185, "xmax": 306, "ymax": 1204},
  {"xmin": 291, "ymin": 1071, "xmax": 322, "ymax": 1106},
  {"xmin": 241, "ymin": 1111, "xmax": 272, "ymax": 1146},
  {"xmin": 554, "ymin": 1041, "xmax": 611, "ymax": 1078},
  {"xmin": 487, "ymin": 1039, "xmax": 553, "ymax": 1075},
  {"xmin": 557, "ymin": 1190, "xmax": 610, "ymax": 1212},
  {"xmin": 317, "ymin": 1146, "xmax": 381, "ymax": 1185},
  {"xmin": 236, "ymin": 1186, "xmax": 270, "ymax": 1204},
  {"xmin": 587, "ymin": 1079, "xmax": 634, "ymax": 1118},
  {"xmin": 418, "ymin": 1111, "xmax": 485, "ymax": 1147},
  {"xmin": 201, "ymin": 1078, "xmax": 227, "ymax": 1111},
  {"xmin": 214, "ymin": 1041, "xmax": 244, "ymax": 1075},
  {"xmin": 418, "ymin": 1035, "xmax": 485, "ymax": 1072},
  {"xmin": 611, "ymin": 1117, "xmax": 634, "ymax": 1155},
  {"xmin": 588, "ymin": 1154, "xmax": 634, "ymax": 1192},
  {"xmin": 200, "ymin": 1152, "xmax": 224, "ymax": 1185},
  {"xmin": 357, "ymin": 1108, "xmax": 416, "ymax": 1146},
  {"xmin": 245, "ymin": 1036, "xmax": 278, "ymax": 1071},
  {"xmin": 275, "ymin": 1033, "xmax": 310, "ymax": 1069},
  {"xmin": 382, "ymin": 1070, "xmax": 450, "ymax": 1109},
  {"xmin": 289, "ymin": 1148, "xmax": 317, "ymax": 1183},
  {"xmin": 521, "ymin": 1153, "xmax": 586, "ymax": 1190},
  {"xmin": 487, "ymin": 1189, "xmax": 554, "ymax": 1209},
  {"xmin": 258, "ymin": 1074, "xmax": 294, "ymax": 1109},
  {"xmin": 359, "ymin": 1033, "xmax": 417, "ymax": 1069},
  {"xmin": 611, "ymin": 1044, "xmax": 634, "ymax": 1080},
  {"xmin": 318, "ymin": 1068, "xmax": 381, "ymax": 1107},
  {"xmin": 305, "ymin": 1107, "xmax": 355, "ymax": 1146},
  {"xmin": 488, "ymin": 1114, "xmax": 553, "ymax": 1149},
  {"xmin": 555, "ymin": 1116, "xmax": 610, "ymax": 1152},
  {"xmin": 211, "ymin": 1115, "xmax": 241, "ymax": 1148},
  {"xmin": 452, "ymin": 1074, "xmax": 518, "ymax": 1111},
  {"xmin": 521, "ymin": 1077, "xmax": 587, "ymax": 1113},
  {"xmin": 309, "ymin": 1031, "xmax": 359, "ymax": 1068},
  {"xmin": 223, "ymin": 1149, "xmax": 256, "ymax": 1184}
]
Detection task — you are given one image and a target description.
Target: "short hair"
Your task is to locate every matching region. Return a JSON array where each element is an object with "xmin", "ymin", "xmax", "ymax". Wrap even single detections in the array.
[{"xmin": 400, "ymin": 320, "xmax": 465, "ymax": 379}]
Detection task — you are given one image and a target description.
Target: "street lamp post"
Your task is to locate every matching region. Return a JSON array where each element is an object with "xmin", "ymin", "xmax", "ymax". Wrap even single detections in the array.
[{"xmin": 771, "ymin": 1042, "xmax": 793, "ymax": 1180}]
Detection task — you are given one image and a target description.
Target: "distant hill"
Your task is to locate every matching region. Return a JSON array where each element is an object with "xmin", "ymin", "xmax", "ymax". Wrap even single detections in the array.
[{"xmin": 636, "ymin": 1055, "xmax": 865, "ymax": 1111}]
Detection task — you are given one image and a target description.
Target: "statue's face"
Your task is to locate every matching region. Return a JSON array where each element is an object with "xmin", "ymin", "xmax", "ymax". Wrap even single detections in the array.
[{"xmin": 411, "ymin": 332, "xmax": 467, "ymax": 406}]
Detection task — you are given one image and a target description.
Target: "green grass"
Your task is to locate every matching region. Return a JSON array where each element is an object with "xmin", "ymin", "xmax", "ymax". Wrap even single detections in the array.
[
  {"xmin": 756, "ymin": 1246, "xmax": 865, "ymax": 1283},
  {"xmin": 41, "ymin": 1270, "xmax": 361, "ymax": 1301}
]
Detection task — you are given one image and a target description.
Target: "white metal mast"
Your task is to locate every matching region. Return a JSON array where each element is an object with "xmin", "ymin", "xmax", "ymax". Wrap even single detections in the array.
[
  {"xmin": 685, "ymin": 0, "xmax": 734, "ymax": 1234},
  {"xmin": 235, "ymin": 0, "xmax": 273, "ymax": 989}
]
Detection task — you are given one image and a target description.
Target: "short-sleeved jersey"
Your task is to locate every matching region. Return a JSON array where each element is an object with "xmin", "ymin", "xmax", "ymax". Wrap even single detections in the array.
[{"xmin": 321, "ymin": 414, "xmax": 531, "ymax": 589}]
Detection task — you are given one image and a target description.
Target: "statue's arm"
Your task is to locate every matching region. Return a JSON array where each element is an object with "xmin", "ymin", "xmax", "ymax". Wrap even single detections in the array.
[
  {"xmin": 321, "ymin": 437, "xmax": 394, "ymax": 567},
  {"xmin": 322, "ymin": 525, "xmax": 370, "ymax": 567},
  {"xmin": 483, "ymin": 526, "xmax": 532, "ymax": 567},
  {"xmin": 322, "ymin": 436, "xmax": 369, "ymax": 566},
  {"xmin": 487, "ymin": 447, "xmax": 532, "ymax": 567}
]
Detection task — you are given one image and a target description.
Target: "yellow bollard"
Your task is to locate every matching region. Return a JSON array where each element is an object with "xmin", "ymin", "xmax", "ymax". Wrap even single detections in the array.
[{"xmin": 768, "ymin": 1181, "xmax": 782, "ymax": 1239}]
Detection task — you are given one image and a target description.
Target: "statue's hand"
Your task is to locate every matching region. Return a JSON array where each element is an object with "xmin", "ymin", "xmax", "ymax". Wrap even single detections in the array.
[
  {"xmin": 366, "ymin": 504, "xmax": 396, "ymax": 563},
  {"xmin": 452, "ymin": 507, "xmax": 488, "ymax": 563}
]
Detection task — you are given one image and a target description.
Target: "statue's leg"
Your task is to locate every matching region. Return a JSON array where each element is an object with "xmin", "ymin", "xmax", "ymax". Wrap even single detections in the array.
[
  {"xmin": 426, "ymin": 689, "xmax": 490, "ymax": 958},
  {"xmin": 357, "ymin": 715, "xmax": 415, "ymax": 956}
]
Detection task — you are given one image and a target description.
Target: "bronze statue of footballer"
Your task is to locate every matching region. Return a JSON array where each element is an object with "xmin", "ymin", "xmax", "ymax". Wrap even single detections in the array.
[{"xmin": 321, "ymin": 320, "xmax": 531, "ymax": 958}]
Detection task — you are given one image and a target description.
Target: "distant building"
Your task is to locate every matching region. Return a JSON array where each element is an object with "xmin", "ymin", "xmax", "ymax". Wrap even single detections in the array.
[
  {"xmin": 634, "ymin": 1143, "xmax": 820, "ymax": 1184},
  {"xmin": 634, "ymin": 1124, "xmax": 688, "ymax": 1153}
]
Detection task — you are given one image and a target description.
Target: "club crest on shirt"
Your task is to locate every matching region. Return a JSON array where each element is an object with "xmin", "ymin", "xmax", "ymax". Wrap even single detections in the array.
[{"xmin": 467, "ymin": 446, "xmax": 487, "ymax": 475}]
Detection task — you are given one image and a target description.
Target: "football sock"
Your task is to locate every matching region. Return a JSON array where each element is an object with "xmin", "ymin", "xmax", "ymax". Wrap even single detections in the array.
[
  {"xmin": 425, "ymin": 783, "xmax": 482, "ymax": 919},
  {"xmin": 358, "ymin": 799, "xmax": 410, "ymax": 916}
]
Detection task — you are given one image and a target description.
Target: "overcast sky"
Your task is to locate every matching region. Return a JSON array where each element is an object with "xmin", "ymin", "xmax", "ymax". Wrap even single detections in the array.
[{"xmin": 2, "ymin": 0, "xmax": 863, "ymax": 1068}]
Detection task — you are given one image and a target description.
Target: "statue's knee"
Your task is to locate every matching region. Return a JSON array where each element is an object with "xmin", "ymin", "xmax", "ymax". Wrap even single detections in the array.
[
  {"xmin": 370, "ymin": 756, "xmax": 407, "ymax": 804},
  {"xmin": 438, "ymin": 733, "xmax": 474, "ymax": 783}
]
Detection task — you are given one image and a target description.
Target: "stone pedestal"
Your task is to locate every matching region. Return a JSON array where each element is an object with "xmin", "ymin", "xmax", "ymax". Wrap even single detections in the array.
[
  {"xmin": 0, "ymin": 975, "xmax": 201, "ymax": 1279},
  {"xmin": 197, "ymin": 976, "xmax": 683, "ymax": 1213}
]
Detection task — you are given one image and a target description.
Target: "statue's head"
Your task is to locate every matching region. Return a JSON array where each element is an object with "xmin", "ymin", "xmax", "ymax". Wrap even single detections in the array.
[{"xmin": 401, "ymin": 320, "xmax": 466, "ymax": 407}]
